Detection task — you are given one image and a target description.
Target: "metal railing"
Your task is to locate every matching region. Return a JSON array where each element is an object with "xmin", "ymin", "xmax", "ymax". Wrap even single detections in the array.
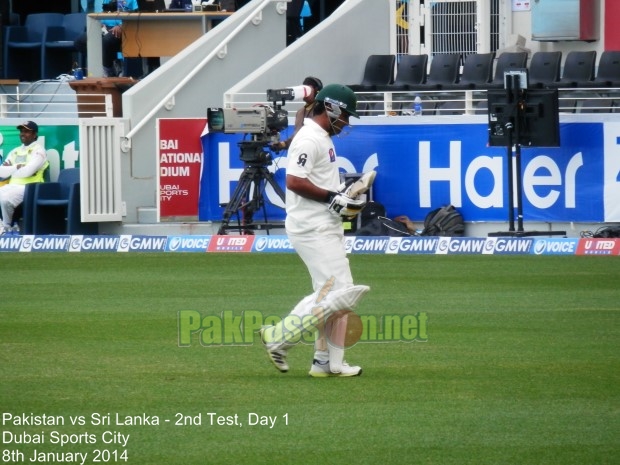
[
  {"xmin": 2, "ymin": 87, "xmax": 616, "ymax": 119},
  {"xmin": 0, "ymin": 90, "xmax": 113, "ymax": 118},
  {"xmin": 359, "ymin": 88, "xmax": 620, "ymax": 116},
  {"xmin": 220, "ymin": 87, "xmax": 620, "ymax": 117}
]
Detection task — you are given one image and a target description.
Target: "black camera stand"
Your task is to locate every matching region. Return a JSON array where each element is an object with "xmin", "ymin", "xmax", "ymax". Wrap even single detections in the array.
[
  {"xmin": 217, "ymin": 142, "xmax": 286, "ymax": 235},
  {"xmin": 487, "ymin": 73, "xmax": 566, "ymax": 238}
]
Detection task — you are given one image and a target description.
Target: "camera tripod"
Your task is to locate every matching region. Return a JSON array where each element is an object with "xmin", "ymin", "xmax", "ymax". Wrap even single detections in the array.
[{"xmin": 217, "ymin": 159, "xmax": 286, "ymax": 235}]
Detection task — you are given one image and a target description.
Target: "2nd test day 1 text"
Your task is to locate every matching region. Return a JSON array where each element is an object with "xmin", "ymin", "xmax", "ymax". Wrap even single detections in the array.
[
  {"xmin": 3, "ymin": 412, "xmax": 287, "ymax": 429},
  {"xmin": 92, "ymin": 412, "xmax": 287, "ymax": 428}
]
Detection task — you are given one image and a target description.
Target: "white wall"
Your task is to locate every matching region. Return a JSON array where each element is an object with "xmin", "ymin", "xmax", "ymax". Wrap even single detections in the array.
[
  {"xmin": 509, "ymin": 0, "xmax": 605, "ymax": 62},
  {"xmin": 116, "ymin": 0, "xmax": 287, "ymax": 224},
  {"xmin": 114, "ymin": 0, "xmax": 392, "ymax": 226}
]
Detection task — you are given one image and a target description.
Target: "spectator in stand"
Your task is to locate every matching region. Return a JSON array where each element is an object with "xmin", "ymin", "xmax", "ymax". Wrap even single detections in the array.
[{"xmin": 74, "ymin": 0, "xmax": 139, "ymax": 77}]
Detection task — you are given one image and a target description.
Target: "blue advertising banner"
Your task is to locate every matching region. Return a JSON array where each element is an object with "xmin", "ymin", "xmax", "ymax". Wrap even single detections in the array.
[
  {"xmin": 1, "ymin": 234, "xmax": 619, "ymax": 255},
  {"xmin": 199, "ymin": 120, "xmax": 618, "ymax": 223}
]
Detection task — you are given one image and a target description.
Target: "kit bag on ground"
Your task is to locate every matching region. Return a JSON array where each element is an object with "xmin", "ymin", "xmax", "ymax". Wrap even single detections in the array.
[
  {"xmin": 592, "ymin": 225, "xmax": 620, "ymax": 238},
  {"xmin": 350, "ymin": 201, "xmax": 410, "ymax": 237},
  {"xmin": 355, "ymin": 216, "xmax": 411, "ymax": 237},
  {"xmin": 420, "ymin": 205, "xmax": 465, "ymax": 237},
  {"xmin": 360, "ymin": 201, "xmax": 385, "ymax": 225},
  {"xmin": 343, "ymin": 201, "xmax": 384, "ymax": 234}
]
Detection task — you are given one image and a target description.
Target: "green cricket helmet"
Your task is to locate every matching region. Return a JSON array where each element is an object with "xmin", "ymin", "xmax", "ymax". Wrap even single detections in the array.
[{"xmin": 315, "ymin": 84, "xmax": 359, "ymax": 119}]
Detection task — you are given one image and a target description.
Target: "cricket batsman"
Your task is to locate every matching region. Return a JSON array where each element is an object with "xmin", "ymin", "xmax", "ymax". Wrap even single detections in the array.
[{"xmin": 260, "ymin": 84, "xmax": 374, "ymax": 377}]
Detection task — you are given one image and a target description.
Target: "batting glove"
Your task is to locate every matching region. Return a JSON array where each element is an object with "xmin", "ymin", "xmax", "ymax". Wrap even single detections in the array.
[
  {"xmin": 336, "ymin": 170, "xmax": 377, "ymax": 199},
  {"xmin": 327, "ymin": 192, "xmax": 366, "ymax": 218}
]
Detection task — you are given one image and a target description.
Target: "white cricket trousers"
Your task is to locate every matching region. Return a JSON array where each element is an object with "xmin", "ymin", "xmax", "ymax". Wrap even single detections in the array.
[
  {"xmin": 0, "ymin": 184, "xmax": 26, "ymax": 228},
  {"xmin": 288, "ymin": 230, "xmax": 353, "ymax": 293},
  {"xmin": 276, "ymin": 230, "xmax": 355, "ymax": 366}
]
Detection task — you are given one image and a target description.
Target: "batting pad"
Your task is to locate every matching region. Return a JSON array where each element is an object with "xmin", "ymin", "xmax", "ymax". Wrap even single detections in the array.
[
  {"xmin": 325, "ymin": 309, "xmax": 364, "ymax": 349},
  {"xmin": 261, "ymin": 285, "xmax": 369, "ymax": 350}
]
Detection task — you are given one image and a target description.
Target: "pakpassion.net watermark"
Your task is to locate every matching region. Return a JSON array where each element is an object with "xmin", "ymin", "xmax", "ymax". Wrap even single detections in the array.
[{"xmin": 178, "ymin": 310, "xmax": 428, "ymax": 347}]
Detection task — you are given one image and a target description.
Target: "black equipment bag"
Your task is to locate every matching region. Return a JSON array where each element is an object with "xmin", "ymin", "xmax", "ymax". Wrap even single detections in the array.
[
  {"xmin": 360, "ymin": 201, "xmax": 386, "ymax": 226},
  {"xmin": 355, "ymin": 217, "xmax": 411, "ymax": 237},
  {"xmin": 347, "ymin": 202, "xmax": 410, "ymax": 237},
  {"xmin": 420, "ymin": 205, "xmax": 465, "ymax": 237},
  {"xmin": 592, "ymin": 225, "xmax": 620, "ymax": 238}
]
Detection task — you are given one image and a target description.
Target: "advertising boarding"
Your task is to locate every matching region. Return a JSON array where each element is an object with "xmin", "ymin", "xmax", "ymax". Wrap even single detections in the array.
[{"xmin": 195, "ymin": 119, "xmax": 620, "ymax": 224}]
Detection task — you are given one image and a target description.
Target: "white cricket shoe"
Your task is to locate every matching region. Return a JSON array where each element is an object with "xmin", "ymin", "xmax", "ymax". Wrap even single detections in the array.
[
  {"xmin": 308, "ymin": 359, "xmax": 362, "ymax": 378},
  {"xmin": 259, "ymin": 326, "xmax": 289, "ymax": 373}
]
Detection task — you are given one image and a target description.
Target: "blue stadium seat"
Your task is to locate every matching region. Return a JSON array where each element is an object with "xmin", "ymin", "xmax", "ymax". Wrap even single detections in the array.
[
  {"xmin": 4, "ymin": 13, "xmax": 64, "ymax": 80},
  {"xmin": 33, "ymin": 168, "xmax": 98, "ymax": 235},
  {"xmin": 43, "ymin": 13, "xmax": 87, "ymax": 79}
]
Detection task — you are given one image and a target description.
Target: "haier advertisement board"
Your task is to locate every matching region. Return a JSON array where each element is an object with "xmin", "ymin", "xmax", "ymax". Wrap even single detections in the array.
[{"xmin": 161, "ymin": 119, "xmax": 619, "ymax": 224}]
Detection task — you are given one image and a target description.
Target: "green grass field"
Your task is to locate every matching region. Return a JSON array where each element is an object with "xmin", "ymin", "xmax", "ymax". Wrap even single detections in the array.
[{"xmin": 1, "ymin": 253, "xmax": 618, "ymax": 465}]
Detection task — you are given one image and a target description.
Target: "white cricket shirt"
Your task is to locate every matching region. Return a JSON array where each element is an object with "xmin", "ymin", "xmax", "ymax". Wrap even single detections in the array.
[{"xmin": 285, "ymin": 118, "xmax": 342, "ymax": 235}]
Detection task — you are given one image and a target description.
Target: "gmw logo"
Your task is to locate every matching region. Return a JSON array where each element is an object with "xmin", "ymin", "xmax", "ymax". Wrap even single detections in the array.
[
  {"xmin": 20, "ymin": 236, "xmax": 69, "ymax": 252},
  {"xmin": 386, "ymin": 237, "xmax": 437, "ymax": 254},
  {"xmin": 484, "ymin": 238, "xmax": 533, "ymax": 254}
]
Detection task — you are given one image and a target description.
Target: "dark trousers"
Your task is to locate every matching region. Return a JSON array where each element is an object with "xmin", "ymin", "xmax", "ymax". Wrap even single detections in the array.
[{"xmin": 74, "ymin": 31, "xmax": 121, "ymax": 69}]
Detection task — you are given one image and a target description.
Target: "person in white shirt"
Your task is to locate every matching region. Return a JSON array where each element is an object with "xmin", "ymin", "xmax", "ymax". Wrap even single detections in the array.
[
  {"xmin": 260, "ymin": 84, "xmax": 370, "ymax": 378},
  {"xmin": 0, "ymin": 121, "xmax": 48, "ymax": 234}
]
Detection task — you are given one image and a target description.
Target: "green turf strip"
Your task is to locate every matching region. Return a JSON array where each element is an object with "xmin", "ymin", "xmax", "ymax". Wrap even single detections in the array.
[{"xmin": 1, "ymin": 254, "xmax": 618, "ymax": 464}]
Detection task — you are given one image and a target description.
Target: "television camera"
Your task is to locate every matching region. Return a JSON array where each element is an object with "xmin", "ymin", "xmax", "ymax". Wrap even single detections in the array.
[
  {"xmin": 207, "ymin": 85, "xmax": 312, "ymax": 164},
  {"xmin": 207, "ymin": 86, "xmax": 313, "ymax": 234}
]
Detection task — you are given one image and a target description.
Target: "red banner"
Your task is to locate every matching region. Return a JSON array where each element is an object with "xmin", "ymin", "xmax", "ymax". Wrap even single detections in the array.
[
  {"xmin": 605, "ymin": 0, "xmax": 620, "ymax": 50},
  {"xmin": 157, "ymin": 118, "xmax": 207, "ymax": 220},
  {"xmin": 576, "ymin": 238, "xmax": 620, "ymax": 256},
  {"xmin": 207, "ymin": 235, "xmax": 255, "ymax": 253}
]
